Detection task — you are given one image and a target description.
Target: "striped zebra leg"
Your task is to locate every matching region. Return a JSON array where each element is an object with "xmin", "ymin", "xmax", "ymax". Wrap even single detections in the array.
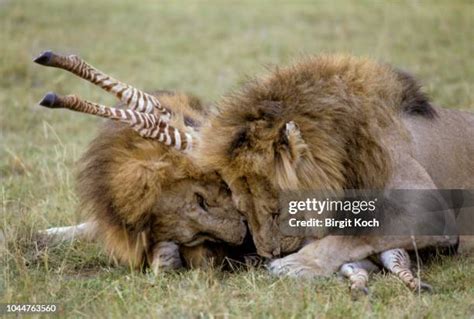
[
  {"xmin": 243, "ymin": 254, "xmax": 266, "ymax": 268},
  {"xmin": 339, "ymin": 259, "xmax": 379, "ymax": 297},
  {"xmin": 379, "ymin": 249, "xmax": 433, "ymax": 292},
  {"xmin": 39, "ymin": 92, "xmax": 193, "ymax": 152},
  {"xmin": 33, "ymin": 50, "xmax": 170, "ymax": 119}
]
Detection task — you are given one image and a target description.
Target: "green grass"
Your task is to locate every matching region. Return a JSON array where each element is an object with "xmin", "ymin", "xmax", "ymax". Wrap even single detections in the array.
[{"xmin": 1, "ymin": 0, "xmax": 473, "ymax": 318}]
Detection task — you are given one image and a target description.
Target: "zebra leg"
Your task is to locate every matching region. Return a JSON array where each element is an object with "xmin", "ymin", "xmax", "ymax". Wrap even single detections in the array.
[
  {"xmin": 33, "ymin": 50, "xmax": 169, "ymax": 118},
  {"xmin": 151, "ymin": 242, "xmax": 183, "ymax": 274},
  {"xmin": 39, "ymin": 221, "xmax": 97, "ymax": 243},
  {"xmin": 243, "ymin": 254, "xmax": 266, "ymax": 269},
  {"xmin": 379, "ymin": 249, "xmax": 433, "ymax": 293},
  {"xmin": 339, "ymin": 259, "xmax": 379, "ymax": 298},
  {"xmin": 38, "ymin": 93, "xmax": 192, "ymax": 152}
]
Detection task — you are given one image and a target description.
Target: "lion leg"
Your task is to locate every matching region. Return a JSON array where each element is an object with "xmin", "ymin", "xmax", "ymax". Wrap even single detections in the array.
[
  {"xmin": 151, "ymin": 241, "xmax": 183, "ymax": 274},
  {"xmin": 268, "ymin": 234, "xmax": 452, "ymax": 278},
  {"xmin": 379, "ymin": 249, "xmax": 432, "ymax": 293},
  {"xmin": 339, "ymin": 259, "xmax": 379, "ymax": 297}
]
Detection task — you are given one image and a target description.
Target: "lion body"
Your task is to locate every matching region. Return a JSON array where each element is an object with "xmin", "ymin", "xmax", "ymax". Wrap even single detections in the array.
[
  {"xmin": 197, "ymin": 55, "xmax": 473, "ymax": 274},
  {"xmin": 401, "ymin": 106, "xmax": 474, "ymax": 189}
]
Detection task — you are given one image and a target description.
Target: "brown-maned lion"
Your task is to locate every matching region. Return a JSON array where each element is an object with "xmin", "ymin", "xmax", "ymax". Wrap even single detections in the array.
[
  {"xmin": 197, "ymin": 54, "xmax": 473, "ymax": 277},
  {"xmin": 33, "ymin": 51, "xmax": 247, "ymax": 272}
]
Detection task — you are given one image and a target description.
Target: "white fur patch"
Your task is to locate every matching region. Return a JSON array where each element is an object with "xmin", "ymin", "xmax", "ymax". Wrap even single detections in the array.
[{"xmin": 39, "ymin": 222, "xmax": 94, "ymax": 242}]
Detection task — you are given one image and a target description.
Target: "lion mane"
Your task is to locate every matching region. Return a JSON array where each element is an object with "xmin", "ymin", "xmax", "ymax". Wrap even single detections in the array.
[
  {"xmin": 76, "ymin": 92, "xmax": 209, "ymax": 268},
  {"xmin": 200, "ymin": 54, "xmax": 434, "ymax": 193},
  {"xmin": 198, "ymin": 54, "xmax": 437, "ymax": 255}
]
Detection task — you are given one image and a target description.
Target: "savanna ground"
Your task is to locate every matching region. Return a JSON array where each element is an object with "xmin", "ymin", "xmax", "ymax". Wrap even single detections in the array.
[{"xmin": 1, "ymin": 0, "xmax": 473, "ymax": 318}]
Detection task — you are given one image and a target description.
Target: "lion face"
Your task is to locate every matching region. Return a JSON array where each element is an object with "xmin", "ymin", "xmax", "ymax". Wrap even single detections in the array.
[
  {"xmin": 226, "ymin": 175, "xmax": 282, "ymax": 257},
  {"xmin": 153, "ymin": 177, "xmax": 247, "ymax": 247}
]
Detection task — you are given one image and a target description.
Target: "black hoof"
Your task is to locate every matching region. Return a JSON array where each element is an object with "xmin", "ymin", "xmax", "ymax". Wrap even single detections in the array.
[
  {"xmin": 350, "ymin": 287, "xmax": 369, "ymax": 301},
  {"xmin": 418, "ymin": 282, "xmax": 433, "ymax": 293},
  {"xmin": 39, "ymin": 92, "xmax": 59, "ymax": 108},
  {"xmin": 33, "ymin": 50, "xmax": 53, "ymax": 66}
]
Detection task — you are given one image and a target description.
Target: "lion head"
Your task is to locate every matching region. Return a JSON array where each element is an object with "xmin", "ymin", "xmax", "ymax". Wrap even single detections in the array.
[{"xmin": 76, "ymin": 94, "xmax": 247, "ymax": 268}]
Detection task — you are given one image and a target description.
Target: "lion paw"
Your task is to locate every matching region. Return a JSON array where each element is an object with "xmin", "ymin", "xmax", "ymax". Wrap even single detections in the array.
[
  {"xmin": 151, "ymin": 242, "xmax": 182, "ymax": 275},
  {"xmin": 267, "ymin": 254, "xmax": 330, "ymax": 278}
]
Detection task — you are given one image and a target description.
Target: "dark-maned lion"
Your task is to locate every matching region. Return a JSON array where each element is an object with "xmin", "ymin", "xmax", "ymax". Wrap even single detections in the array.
[{"xmin": 197, "ymin": 54, "xmax": 473, "ymax": 277}]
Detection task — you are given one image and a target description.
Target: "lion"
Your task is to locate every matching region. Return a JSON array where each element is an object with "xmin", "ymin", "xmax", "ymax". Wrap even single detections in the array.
[
  {"xmin": 33, "ymin": 51, "xmax": 247, "ymax": 272},
  {"xmin": 196, "ymin": 54, "xmax": 473, "ymax": 277}
]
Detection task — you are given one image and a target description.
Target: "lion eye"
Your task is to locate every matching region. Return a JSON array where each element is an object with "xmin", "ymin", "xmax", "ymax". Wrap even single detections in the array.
[
  {"xmin": 220, "ymin": 182, "xmax": 232, "ymax": 196},
  {"xmin": 195, "ymin": 193, "xmax": 208, "ymax": 211}
]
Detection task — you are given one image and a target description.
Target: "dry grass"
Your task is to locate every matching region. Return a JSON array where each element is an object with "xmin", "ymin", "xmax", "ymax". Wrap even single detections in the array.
[{"xmin": 1, "ymin": 0, "xmax": 473, "ymax": 318}]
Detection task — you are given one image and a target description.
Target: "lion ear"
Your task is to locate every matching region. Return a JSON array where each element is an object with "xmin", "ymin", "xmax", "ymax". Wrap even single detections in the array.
[{"xmin": 275, "ymin": 121, "xmax": 308, "ymax": 190}]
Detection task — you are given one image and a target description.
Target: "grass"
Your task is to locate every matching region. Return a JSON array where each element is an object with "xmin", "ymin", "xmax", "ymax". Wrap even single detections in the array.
[{"xmin": 1, "ymin": 0, "xmax": 473, "ymax": 317}]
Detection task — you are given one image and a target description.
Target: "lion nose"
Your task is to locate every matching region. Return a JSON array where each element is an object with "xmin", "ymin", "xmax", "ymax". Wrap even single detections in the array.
[
  {"xmin": 239, "ymin": 220, "xmax": 248, "ymax": 242},
  {"xmin": 272, "ymin": 247, "xmax": 281, "ymax": 257},
  {"xmin": 271, "ymin": 208, "xmax": 281, "ymax": 220}
]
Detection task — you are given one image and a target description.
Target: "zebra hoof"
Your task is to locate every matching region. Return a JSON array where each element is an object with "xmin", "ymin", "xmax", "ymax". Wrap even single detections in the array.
[
  {"xmin": 350, "ymin": 286, "xmax": 369, "ymax": 300},
  {"xmin": 39, "ymin": 92, "xmax": 59, "ymax": 108},
  {"xmin": 418, "ymin": 282, "xmax": 433, "ymax": 293},
  {"xmin": 33, "ymin": 50, "xmax": 54, "ymax": 66}
]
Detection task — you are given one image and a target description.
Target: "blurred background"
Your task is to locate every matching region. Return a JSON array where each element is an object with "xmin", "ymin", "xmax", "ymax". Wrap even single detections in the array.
[{"xmin": 1, "ymin": 1, "xmax": 473, "ymax": 317}]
